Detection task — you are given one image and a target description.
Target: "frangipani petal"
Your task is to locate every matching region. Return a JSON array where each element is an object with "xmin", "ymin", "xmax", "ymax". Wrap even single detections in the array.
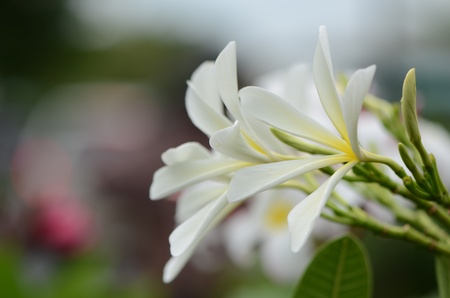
[
  {"xmin": 186, "ymin": 61, "xmax": 232, "ymax": 136},
  {"xmin": 162, "ymin": 142, "xmax": 210, "ymax": 165},
  {"xmin": 150, "ymin": 159, "xmax": 248, "ymax": 199},
  {"xmin": 189, "ymin": 61, "xmax": 222, "ymax": 112},
  {"xmin": 210, "ymin": 121, "xmax": 270, "ymax": 163},
  {"xmin": 186, "ymin": 81, "xmax": 232, "ymax": 137},
  {"xmin": 163, "ymin": 246, "xmax": 196, "ymax": 283},
  {"xmin": 228, "ymin": 154, "xmax": 350, "ymax": 202},
  {"xmin": 175, "ymin": 182, "xmax": 227, "ymax": 223},
  {"xmin": 164, "ymin": 199, "xmax": 237, "ymax": 282},
  {"xmin": 240, "ymin": 86, "xmax": 349, "ymax": 152},
  {"xmin": 215, "ymin": 42, "xmax": 242, "ymax": 120},
  {"xmin": 342, "ymin": 65, "xmax": 376, "ymax": 160},
  {"xmin": 313, "ymin": 26, "xmax": 348, "ymax": 141},
  {"xmin": 170, "ymin": 191, "xmax": 228, "ymax": 256},
  {"xmin": 170, "ymin": 192, "xmax": 239, "ymax": 257},
  {"xmin": 288, "ymin": 160, "xmax": 357, "ymax": 252}
]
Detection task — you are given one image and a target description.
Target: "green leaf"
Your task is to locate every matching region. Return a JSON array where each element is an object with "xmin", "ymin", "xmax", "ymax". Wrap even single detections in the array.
[
  {"xmin": 435, "ymin": 254, "xmax": 450, "ymax": 298},
  {"xmin": 291, "ymin": 234, "xmax": 372, "ymax": 298}
]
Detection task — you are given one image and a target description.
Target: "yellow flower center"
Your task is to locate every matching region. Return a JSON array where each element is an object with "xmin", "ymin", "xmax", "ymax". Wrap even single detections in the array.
[{"xmin": 264, "ymin": 200, "xmax": 293, "ymax": 231}]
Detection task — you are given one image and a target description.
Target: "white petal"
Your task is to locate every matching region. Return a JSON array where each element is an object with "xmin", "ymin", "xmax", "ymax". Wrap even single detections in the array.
[
  {"xmin": 189, "ymin": 61, "xmax": 222, "ymax": 112},
  {"xmin": 169, "ymin": 192, "xmax": 237, "ymax": 256},
  {"xmin": 161, "ymin": 142, "xmax": 211, "ymax": 165},
  {"xmin": 164, "ymin": 194, "xmax": 237, "ymax": 282},
  {"xmin": 150, "ymin": 158, "xmax": 246, "ymax": 199},
  {"xmin": 215, "ymin": 42, "xmax": 242, "ymax": 120},
  {"xmin": 223, "ymin": 210, "xmax": 259, "ymax": 268},
  {"xmin": 175, "ymin": 182, "xmax": 227, "ymax": 223},
  {"xmin": 243, "ymin": 110, "xmax": 293, "ymax": 156},
  {"xmin": 288, "ymin": 160, "xmax": 357, "ymax": 252},
  {"xmin": 260, "ymin": 232, "xmax": 312, "ymax": 283},
  {"xmin": 186, "ymin": 82, "xmax": 232, "ymax": 137},
  {"xmin": 210, "ymin": 121, "xmax": 270, "ymax": 163},
  {"xmin": 342, "ymin": 65, "xmax": 376, "ymax": 159},
  {"xmin": 240, "ymin": 86, "xmax": 349, "ymax": 152},
  {"xmin": 227, "ymin": 155, "xmax": 350, "ymax": 202},
  {"xmin": 163, "ymin": 246, "xmax": 196, "ymax": 283},
  {"xmin": 313, "ymin": 26, "xmax": 348, "ymax": 141},
  {"xmin": 186, "ymin": 64, "xmax": 233, "ymax": 136}
]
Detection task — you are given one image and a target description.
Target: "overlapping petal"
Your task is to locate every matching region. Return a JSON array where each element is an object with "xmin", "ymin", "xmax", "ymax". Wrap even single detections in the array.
[
  {"xmin": 164, "ymin": 198, "xmax": 237, "ymax": 282},
  {"xmin": 175, "ymin": 182, "xmax": 228, "ymax": 223},
  {"xmin": 215, "ymin": 42, "xmax": 242, "ymax": 120},
  {"xmin": 161, "ymin": 142, "xmax": 211, "ymax": 165},
  {"xmin": 288, "ymin": 160, "xmax": 357, "ymax": 252},
  {"xmin": 186, "ymin": 62, "xmax": 232, "ymax": 136},
  {"xmin": 189, "ymin": 61, "xmax": 222, "ymax": 112},
  {"xmin": 169, "ymin": 191, "xmax": 241, "ymax": 257},
  {"xmin": 227, "ymin": 154, "xmax": 350, "ymax": 202},
  {"xmin": 210, "ymin": 121, "xmax": 270, "ymax": 163},
  {"xmin": 169, "ymin": 191, "xmax": 228, "ymax": 256},
  {"xmin": 240, "ymin": 86, "xmax": 349, "ymax": 152},
  {"xmin": 163, "ymin": 244, "xmax": 196, "ymax": 283},
  {"xmin": 150, "ymin": 158, "xmax": 248, "ymax": 199}
]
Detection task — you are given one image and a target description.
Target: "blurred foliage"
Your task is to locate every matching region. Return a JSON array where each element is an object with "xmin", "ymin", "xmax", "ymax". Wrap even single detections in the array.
[
  {"xmin": 0, "ymin": 0, "xmax": 210, "ymax": 111},
  {"xmin": 0, "ymin": 245, "xmax": 167, "ymax": 298}
]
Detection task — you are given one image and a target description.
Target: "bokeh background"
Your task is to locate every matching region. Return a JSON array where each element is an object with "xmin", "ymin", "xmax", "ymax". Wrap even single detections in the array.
[{"xmin": 1, "ymin": 1, "xmax": 450, "ymax": 297}]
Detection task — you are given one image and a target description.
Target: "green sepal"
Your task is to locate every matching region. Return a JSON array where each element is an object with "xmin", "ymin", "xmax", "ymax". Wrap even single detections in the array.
[{"xmin": 270, "ymin": 127, "xmax": 337, "ymax": 155}]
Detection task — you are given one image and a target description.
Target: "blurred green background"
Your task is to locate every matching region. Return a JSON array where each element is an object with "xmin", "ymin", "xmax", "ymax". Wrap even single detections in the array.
[{"xmin": 0, "ymin": 0, "xmax": 449, "ymax": 297}]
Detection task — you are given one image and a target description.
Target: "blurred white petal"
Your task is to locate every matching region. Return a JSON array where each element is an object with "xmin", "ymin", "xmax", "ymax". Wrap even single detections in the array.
[
  {"xmin": 261, "ymin": 232, "xmax": 313, "ymax": 283},
  {"xmin": 223, "ymin": 210, "xmax": 259, "ymax": 268}
]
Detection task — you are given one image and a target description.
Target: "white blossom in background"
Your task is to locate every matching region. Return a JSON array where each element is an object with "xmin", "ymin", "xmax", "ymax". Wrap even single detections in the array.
[{"xmin": 223, "ymin": 189, "xmax": 314, "ymax": 283}]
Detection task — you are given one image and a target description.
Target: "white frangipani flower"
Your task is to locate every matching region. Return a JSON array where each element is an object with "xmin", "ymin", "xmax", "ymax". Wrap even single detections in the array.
[
  {"xmin": 150, "ymin": 41, "xmax": 292, "ymax": 282},
  {"xmin": 150, "ymin": 25, "xmax": 382, "ymax": 282},
  {"xmin": 227, "ymin": 26, "xmax": 377, "ymax": 252}
]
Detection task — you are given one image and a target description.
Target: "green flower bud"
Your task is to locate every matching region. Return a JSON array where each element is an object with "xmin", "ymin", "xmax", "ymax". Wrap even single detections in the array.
[
  {"xmin": 398, "ymin": 143, "xmax": 423, "ymax": 182},
  {"xmin": 401, "ymin": 68, "xmax": 421, "ymax": 145}
]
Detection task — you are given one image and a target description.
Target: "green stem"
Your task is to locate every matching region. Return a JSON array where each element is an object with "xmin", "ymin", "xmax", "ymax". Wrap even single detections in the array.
[
  {"xmin": 364, "ymin": 151, "xmax": 407, "ymax": 179},
  {"xmin": 325, "ymin": 202, "xmax": 450, "ymax": 256}
]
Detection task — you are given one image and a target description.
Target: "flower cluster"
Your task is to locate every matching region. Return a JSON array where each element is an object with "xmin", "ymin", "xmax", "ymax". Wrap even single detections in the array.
[{"xmin": 150, "ymin": 26, "xmax": 450, "ymax": 283}]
